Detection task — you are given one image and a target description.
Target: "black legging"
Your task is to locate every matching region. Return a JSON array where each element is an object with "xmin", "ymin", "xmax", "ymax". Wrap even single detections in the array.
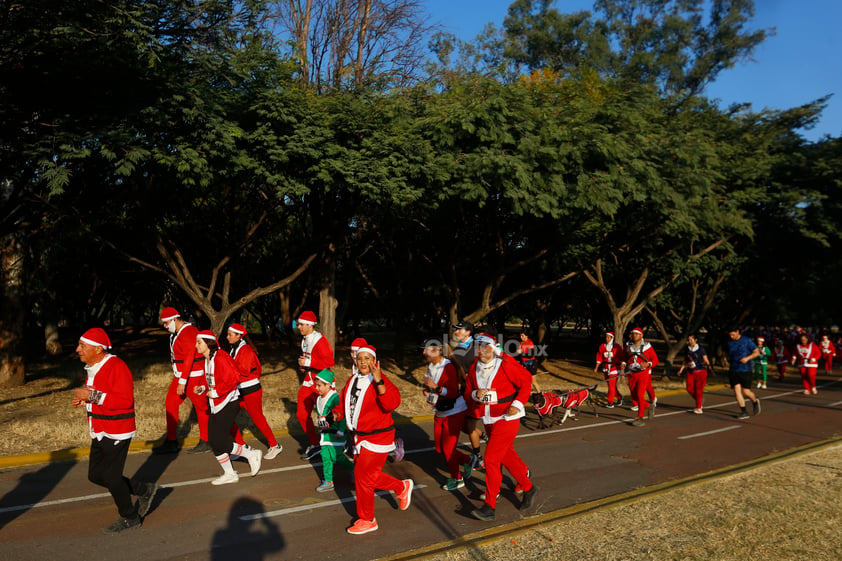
[
  {"xmin": 208, "ymin": 399, "xmax": 241, "ymax": 456},
  {"xmin": 88, "ymin": 437, "xmax": 137, "ymax": 518}
]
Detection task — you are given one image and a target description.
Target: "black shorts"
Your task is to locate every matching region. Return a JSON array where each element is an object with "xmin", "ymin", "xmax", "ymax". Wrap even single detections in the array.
[{"xmin": 728, "ymin": 370, "xmax": 753, "ymax": 389}]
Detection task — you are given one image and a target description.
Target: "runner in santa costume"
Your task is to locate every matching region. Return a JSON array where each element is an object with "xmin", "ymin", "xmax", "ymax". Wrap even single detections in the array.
[
  {"xmin": 820, "ymin": 334, "xmax": 836, "ymax": 375},
  {"xmin": 296, "ymin": 311, "xmax": 335, "ymax": 461},
  {"xmin": 620, "ymin": 327, "xmax": 659, "ymax": 427},
  {"xmin": 339, "ymin": 345, "xmax": 413, "ymax": 535},
  {"xmin": 313, "ymin": 368, "xmax": 354, "ymax": 492},
  {"xmin": 421, "ymin": 338, "xmax": 471, "ymax": 491},
  {"xmin": 226, "ymin": 323, "xmax": 282, "ymax": 460},
  {"xmin": 773, "ymin": 338, "xmax": 789, "ymax": 381},
  {"xmin": 154, "ymin": 307, "xmax": 210, "ymax": 455},
  {"xmin": 465, "ymin": 332, "xmax": 538, "ymax": 522},
  {"xmin": 594, "ymin": 331, "xmax": 624, "ymax": 408},
  {"xmin": 792, "ymin": 333, "xmax": 822, "ymax": 395},
  {"xmin": 753, "ymin": 336, "xmax": 771, "ymax": 389},
  {"xmin": 73, "ymin": 328, "xmax": 157, "ymax": 533},
  {"xmin": 195, "ymin": 330, "xmax": 262, "ymax": 485}
]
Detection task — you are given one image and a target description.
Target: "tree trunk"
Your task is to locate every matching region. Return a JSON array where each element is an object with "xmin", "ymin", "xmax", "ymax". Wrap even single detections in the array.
[
  {"xmin": 0, "ymin": 234, "xmax": 25, "ymax": 387},
  {"xmin": 318, "ymin": 253, "xmax": 337, "ymax": 355}
]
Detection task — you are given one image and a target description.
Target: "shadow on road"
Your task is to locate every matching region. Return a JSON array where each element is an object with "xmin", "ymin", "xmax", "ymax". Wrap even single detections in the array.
[
  {"xmin": 211, "ymin": 496, "xmax": 284, "ymax": 560},
  {"xmin": 0, "ymin": 449, "xmax": 77, "ymax": 531}
]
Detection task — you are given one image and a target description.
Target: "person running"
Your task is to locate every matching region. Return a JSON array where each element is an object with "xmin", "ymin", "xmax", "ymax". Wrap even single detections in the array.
[
  {"xmin": 226, "ymin": 323, "xmax": 282, "ymax": 460},
  {"xmin": 421, "ymin": 338, "xmax": 471, "ymax": 491},
  {"xmin": 195, "ymin": 330, "xmax": 262, "ymax": 485},
  {"xmin": 773, "ymin": 338, "xmax": 790, "ymax": 381},
  {"xmin": 620, "ymin": 327, "xmax": 659, "ymax": 427},
  {"xmin": 339, "ymin": 345, "xmax": 413, "ymax": 535},
  {"xmin": 753, "ymin": 336, "xmax": 771, "ymax": 389},
  {"xmin": 725, "ymin": 327, "xmax": 761, "ymax": 419},
  {"xmin": 514, "ymin": 330, "xmax": 540, "ymax": 393},
  {"xmin": 296, "ymin": 311, "xmax": 335, "ymax": 461},
  {"xmin": 465, "ymin": 331, "xmax": 538, "ymax": 521},
  {"xmin": 676, "ymin": 334, "xmax": 711, "ymax": 414},
  {"xmin": 313, "ymin": 369, "xmax": 353, "ymax": 492},
  {"xmin": 154, "ymin": 307, "xmax": 210, "ymax": 455},
  {"xmin": 820, "ymin": 334, "xmax": 836, "ymax": 375},
  {"xmin": 73, "ymin": 328, "xmax": 158, "ymax": 533},
  {"xmin": 594, "ymin": 331, "xmax": 624, "ymax": 408},
  {"xmin": 449, "ymin": 321, "xmax": 485, "ymax": 473},
  {"xmin": 792, "ymin": 333, "xmax": 821, "ymax": 395}
]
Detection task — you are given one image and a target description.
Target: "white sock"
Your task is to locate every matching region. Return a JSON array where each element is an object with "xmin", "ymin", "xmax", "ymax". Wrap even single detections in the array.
[{"xmin": 216, "ymin": 453, "xmax": 236, "ymax": 475}]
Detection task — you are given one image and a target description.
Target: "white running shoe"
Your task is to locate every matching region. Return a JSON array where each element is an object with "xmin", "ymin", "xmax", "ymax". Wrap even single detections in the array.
[
  {"xmin": 248, "ymin": 448, "xmax": 263, "ymax": 476},
  {"xmin": 264, "ymin": 445, "xmax": 283, "ymax": 460},
  {"xmin": 212, "ymin": 472, "xmax": 239, "ymax": 485}
]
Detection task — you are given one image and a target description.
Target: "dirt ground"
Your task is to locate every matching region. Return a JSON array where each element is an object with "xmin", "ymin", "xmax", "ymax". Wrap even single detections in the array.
[{"xmin": 3, "ymin": 329, "xmax": 838, "ymax": 560}]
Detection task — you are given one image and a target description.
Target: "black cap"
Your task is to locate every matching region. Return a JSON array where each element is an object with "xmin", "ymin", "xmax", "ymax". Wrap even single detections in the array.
[
  {"xmin": 420, "ymin": 337, "xmax": 444, "ymax": 349},
  {"xmin": 453, "ymin": 321, "xmax": 473, "ymax": 332}
]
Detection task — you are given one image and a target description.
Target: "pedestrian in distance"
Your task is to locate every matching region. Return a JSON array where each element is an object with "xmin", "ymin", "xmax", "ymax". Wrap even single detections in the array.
[
  {"xmin": 226, "ymin": 323, "xmax": 282, "ymax": 460},
  {"xmin": 676, "ymin": 334, "xmax": 711, "ymax": 414},
  {"xmin": 154, "ymin": 307, "xmax": 211, "ymax": 455},
  {"xmin": 73, "ymin": 328, "xmax": 158, "ymax": 534},
  {"xmin": 514, "ymin": 330, "xmax": 541, "ymax": 393},
  {"xmin": 620, "ymin": 327, "xmax": 659, "ymax": 427},
  {"xmin": 819, "ymin": 334, "xmax": 836, "ymax": 375},
  {"xmin": 296, "ymin": 311, "xmax": 335, "ymax": 461},
  {"xmin": 339, "ymin": 345, "xmax": 413, "ymax": 535},
  {"xmin": 773, "ymin": 338, "xmax": 789, "ymax": 381},
  {"xmin": 753, "ymin": 336, "xmax": 771, "ymax": 389},
  {"xmin": 448, "ymin": 320, "xmax": 485, "ymax": 473},
  {"xmin": 792, "ymin": 333, "xmax": 821, "ymax": 395},
  {"xmin": 465, "ymin": 331, "xmax": 538, "ymax": 522},
  {"xmin": 195, "ymin": 330, "xmax": 263, "ymax": 485},
  {"xmin": 725, "ymin": 327, "xmax": 762, "ymax": 419},
  {"xmin": 421, "ymin": 338, "xmax": 471, "ymax": 491},
  {"xmin": 313, "ymin": 369, "xmax": 353, "ymax": 493},
  {"xmin": 594, "ymin": 331, "xmax": 624, "ymax": 408}
]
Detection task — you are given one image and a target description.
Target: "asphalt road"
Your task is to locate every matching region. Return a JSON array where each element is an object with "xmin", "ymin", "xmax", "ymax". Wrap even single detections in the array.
[{"xmin": 2, "ymin": 377, "xmax": 841, "ymax": 561}]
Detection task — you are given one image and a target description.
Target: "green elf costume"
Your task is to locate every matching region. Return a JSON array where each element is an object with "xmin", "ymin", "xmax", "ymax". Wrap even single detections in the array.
[
  {"xmin": 754, "ymin": 337, "xmax": 772, "ymax": 389},
  {"xmin": 314, "ymin": 369, "xmax": 354, "ymax": 492}
]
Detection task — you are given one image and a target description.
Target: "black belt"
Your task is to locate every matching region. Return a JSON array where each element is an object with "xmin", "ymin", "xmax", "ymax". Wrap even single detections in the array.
[
  {"xmin": 87, "ymin": 411, "xmax": 135, "ymax": 420},
  {"xmin": 351, "ymin": 425, "xmax": 395, "ymax": 437}
]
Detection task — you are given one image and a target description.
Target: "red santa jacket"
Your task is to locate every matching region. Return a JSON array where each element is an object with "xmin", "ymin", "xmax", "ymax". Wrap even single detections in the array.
[
  {"xmin": 229, "ymin": 340, "xmax": 262, "ymax": 395},
  {"xmin": 773, "ymin": 342, "xmax": 790, "ymax": 365},
  {"xmin": 596, "ymin": 342, "xmax": 623, "ymax": 375},
  {"xmin": 424, "ymin": 358, "xmax": 466, "ymax": 415},
  {"xmin": 464, "ymin": 353, "xmax": 532, "ymax": 424},
  {"xmin": 205, "ymin": 350, "xmax": 245, "ymax": 410},
  {"xmin": 84, "ymin": 355, "xmax": 136, "ymax": 439},
  {"xmin": 820, "ymin": 339, "xmax": 836, "ymax": 357},
  {"xmin": 793, "ymin": 342, "xmax": 821, "ymax": 368},
  {"xmin": 340, "ymin": 372, "xmax": 401, "ymax": 453},
  {"xmin": 622, "ymin": 341, "xmax": 659, "ymax": 376},
  {"xmin": 300, "ymin": 332, "xmax": 335, "ymax": 389},
  {"xmin": 170, "ymin": 323, "xmax": 204, "ymax": 381}
]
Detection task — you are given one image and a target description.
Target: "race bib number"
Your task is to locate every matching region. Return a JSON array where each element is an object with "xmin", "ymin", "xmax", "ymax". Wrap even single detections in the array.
[
  {"xmin": 426, "ymin": 392, "xmax": 439, "ymax": 406},
  {"xmin": 479, "ymin": 390, "xmax": 498, "ymax": 404},
  {"xmin": 317, "ymin": 416, "xmax": 329, "ymax": 430}
]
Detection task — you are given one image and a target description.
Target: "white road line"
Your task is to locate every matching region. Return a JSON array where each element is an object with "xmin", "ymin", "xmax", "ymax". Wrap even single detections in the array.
[
  {"xmin": 827, "ymin": 400, "xmax": 842, "ymax": 407},
  {"xmin": 677, "ymin": 425, "xmax": 742, "ymax": 440},
  {"xmin": 241, "ymin": 484, "xmax": 429, "ymax": 521}
]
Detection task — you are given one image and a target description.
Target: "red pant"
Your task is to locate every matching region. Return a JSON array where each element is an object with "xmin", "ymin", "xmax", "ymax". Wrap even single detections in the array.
[
  {"xmin": 799, "ymin": 367, "xmax": 817, "ymax": 391},
  {"xmin": 296, "ymin": 386, "xmax": 319, "ymax": 446},
  {"xmin": 482, "ymin": 418, "xmax": 532, "ymax": 509},
  {"xmin": 231, "ymin": 388, "xmax": 277, "ymax": 447},
  {"xmin": 685, "ymin": 369, "xmax": 707, "ymax": 409},
  {"xmin": 776, "ymin": 363, "xmax": 787, "ymax": 379},
  {"xmin": 165, "ymin": 376, "xmax": 210, "ymax": 442},
  {"xmin": 434, "ymin": 412, "xmax": 470, "ymax": 479},
  {"xmin": 822, "ymin": 355, "xmax": 833, "ymax": 372},
  {"xmin": 354, "ymin": 446, "xmax": 404, "ymax": 521},
  {"xmin": 604, "ymin": 371, "xmax": 622, "ymax": 404},
  {"xmin": 628, "ymin": 371, "xmax": 652, "ymax": 419}
]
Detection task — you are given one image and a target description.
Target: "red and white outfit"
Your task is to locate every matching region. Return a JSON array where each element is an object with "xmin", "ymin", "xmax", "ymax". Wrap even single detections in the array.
[
  {"xmin": 298, "ymin": 327, "xmax": 335, "ymax": 447},
  {"xmin": 424, "ymin": 357, "xmax": 470, "ymax": 482},
  {"xmin": 792, "ymin": 341, "xmax": 821, "ymax": 393},
  {"xmin": 165, "ymin": 321, "xmax": 209, "ymax": 443},
  {"xmin": 622, "ymin": 335, "xmax": 659, "ymax": 420},
  {"xmin": 339, "ymin": 348, "xmax": 405, "ymax": 524},
  {"xmin": 229, "ymin": 338, "xmax": 278, "ymax": 448},
  {"xmin": 773, "ymin": 340, "xmax": 789, "ymax": 380},
  {"xmin": 820, "ymin": 337, "xmax": 836, "ymax": 373},
  {"xmin": 595, "ymin": 335, "xmax": 623, "ymax": 405},
  {"xmin": 464, "ymin": 351, "xmax": 534, "ymax": 510}
]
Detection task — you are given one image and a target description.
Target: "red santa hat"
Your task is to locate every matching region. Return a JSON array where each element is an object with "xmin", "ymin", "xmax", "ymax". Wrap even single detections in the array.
[
  {"xmin": 197, "ymin": 330, "xmax": 218, "ymax": 345},
  {"xmin": 160, "ymin": 307, "xmax": 180, "ymax": 322},
  {"xmin": 228, "ymin": 323, "xmax": 246, "ymax": 336},
  {"xmin": 606, "ymin": 332, "xmax": 615, "ymax": 339},
  {"xmin": 356, "ymin": 345, "xmax": 377, "ymax": 360},
  {"xmin": 757, "ymin": 336, "xmax": 765, "ymax": 342},
  {"xmin": 631, "ymin": 327, "xmax": 644, "ymax": 336},
  {"xmin": 79, "ymin": 328, "xmax": 111, "ymax": 349},
  {"xmin": 298, "ymin": 311, "xmax": 317, "ymax": 325},
  {"xmin": 351, "ymin": 337, "xmax": 368, "ymax": 351}
]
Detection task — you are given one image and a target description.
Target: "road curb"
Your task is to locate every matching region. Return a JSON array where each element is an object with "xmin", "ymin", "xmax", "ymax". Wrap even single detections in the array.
[{"xmin": 377, "ymin": 435, "xmax": 842, "ymax": 561}]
